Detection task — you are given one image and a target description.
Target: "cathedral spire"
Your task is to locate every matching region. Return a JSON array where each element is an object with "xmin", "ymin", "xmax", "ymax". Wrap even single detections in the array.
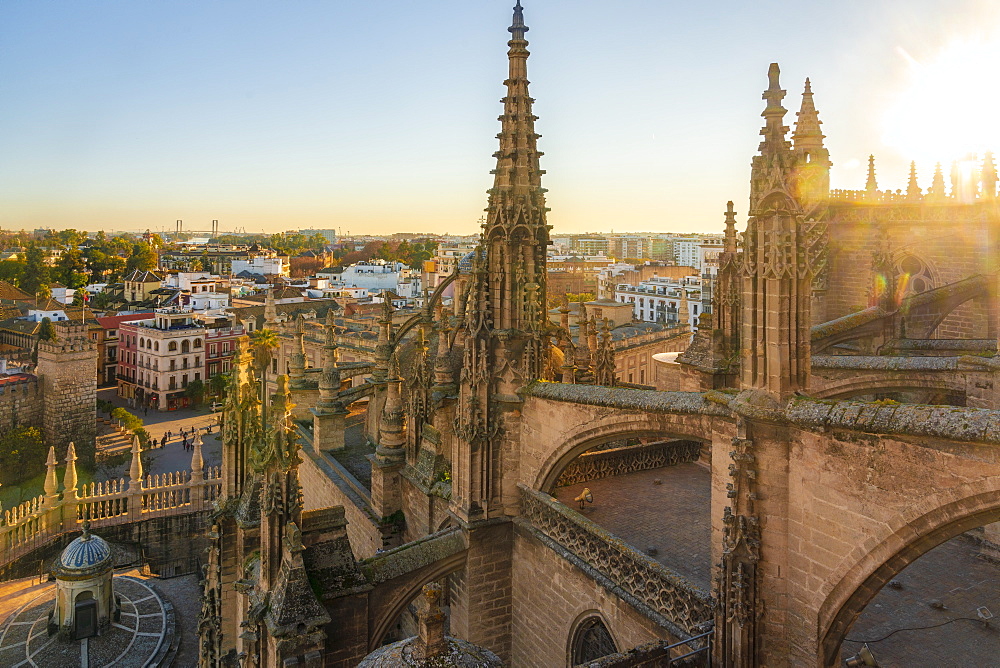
[
  {"xmin": 487, "ymin": 0, "xmax": 545, "ymax": 202},
  {"xmin": 865, "ymin": 155, "xmax": 878, "ymax": 193},
  {"xmin": 759, "ymin": 63, "xmax": 790, "ymax": 157},
  {"xmin": 906, "ymin": 161, "xmax": 921, "ymax": 200},
  {"xmin": 792, "ymin": 78, "xmax": 823, "ymax": 150},
  {"xmin": 750, "ymin": 63, "xmax": 794, "ymax": 211},
  {"xmin": 929, "ymin": 162, "xmax": 947, "ymax": 201}
]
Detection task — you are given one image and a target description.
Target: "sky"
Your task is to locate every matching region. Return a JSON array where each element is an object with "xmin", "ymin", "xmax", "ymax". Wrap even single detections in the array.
[{"xmin": 2, "ymin": 0, "xmax": 1000, "ymax": 237}]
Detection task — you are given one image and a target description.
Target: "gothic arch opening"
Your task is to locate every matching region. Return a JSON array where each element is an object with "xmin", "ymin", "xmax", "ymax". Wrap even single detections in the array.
[
  {"xmin": 568, "ymin": 613, "xmax": 618, "ymax": 666},
  {"xmin": 541, "ymin": 429, "xmax": 712, "ymax": 592},
  {"xmin": 820, "ymin": 494, "xmax": 1000, "ymax": 665}
]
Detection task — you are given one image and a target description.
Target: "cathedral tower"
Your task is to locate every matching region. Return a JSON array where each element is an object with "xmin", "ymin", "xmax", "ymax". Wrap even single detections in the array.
[
  {"xmin": 739, "ymin": 64, "xmax": 826, "ymax": 399},
  {"xmin": 453, "ymin": 0, "xmax": 550, "ymax": 523}
]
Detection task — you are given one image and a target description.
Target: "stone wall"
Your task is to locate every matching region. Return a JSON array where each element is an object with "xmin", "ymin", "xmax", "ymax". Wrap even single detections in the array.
[
  {"xmin": 299, "ymin": 449, "xmax": 383, "ymax": 559},
  {"xmin": 0, "ymin": 377, "xmax": 41, "ymax": 435},
  {"xmin": 730, "ymin": 416, "xmax": 1000, "ymax": 665},
  {"xmin": 37, "ymin": 322, "xmax": 98, "ymax": 453},
  {"xmin": 824, "ymin": 206, "xmax": 993, "ymax": 337},
  {"xmin": 510, "ymin": 522, "xmax": 669, "ymax": 667}
]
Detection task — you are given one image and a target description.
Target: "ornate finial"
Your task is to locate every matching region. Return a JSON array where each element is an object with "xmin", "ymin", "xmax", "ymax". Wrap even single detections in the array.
[
  {"xmin": 865, "ymin": 155, "xmax": 878, "ymax": 193},
  {"xmin": 413, "ymin": 583, "xmax": 449, "ymax": 660},
  {"xmin": 724, "ymin": 201, "xmax": 738, "ymax": 253},
  {"xmin": 907, "ymin": 161, "xmax": 921, "ymax": 200},
  {"xmin": 793, "ymin": 77, "xmax": 823, "ymax": 145},
  {"xmin": 509, "ymin": 0, "xmax": 528, "ymax": 36},
  {"xmin": 929, "ymin": 162, "xmax": 946, "ymax": 201},
  {"xmin": 757, "ymin": 63, "xmax": 790, "ymax": 158},
  {"xmin": 44, "ymin": 446, "xmax": 59, "ymax": 498},
  {"xmin": 81, "ymin": 520, "xmax": 92, "ymax": 540}
]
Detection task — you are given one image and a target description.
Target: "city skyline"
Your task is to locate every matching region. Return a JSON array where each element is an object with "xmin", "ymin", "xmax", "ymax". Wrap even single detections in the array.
[{"xmin": 2, "ymin": 0, "xmax": 998, "ymax": 236}]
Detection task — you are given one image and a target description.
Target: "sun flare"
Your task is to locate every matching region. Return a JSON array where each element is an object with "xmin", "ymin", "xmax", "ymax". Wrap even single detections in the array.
[{"xmin": 882, "ymin": 35, "xmax": 1000, "ymax": 168}]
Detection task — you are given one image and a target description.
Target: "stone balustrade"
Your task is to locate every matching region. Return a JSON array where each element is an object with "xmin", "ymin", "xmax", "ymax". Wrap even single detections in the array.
[
  {"xmin": 518, "ymin": 484, "xmax": 713, "ymax": 638},
  {"xmin": 0, "ymin": 439, "xmax": 222, "ymax": 570},
  {"xmin": 556, "ymin": 440, "xmax": 702, "ymax": 488}
]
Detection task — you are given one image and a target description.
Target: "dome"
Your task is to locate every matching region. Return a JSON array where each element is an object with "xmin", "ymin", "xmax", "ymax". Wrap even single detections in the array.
[
  {"xmin": 54, "ymin": 525, "xmax": 113, "ymax": 577},
  {"xmin": 358, "ymin": 636, "xmax": 503, "ymax": 668},
  {"xmin": 359, "ymin": 583, "xmax": 503, "ymax": 667}
]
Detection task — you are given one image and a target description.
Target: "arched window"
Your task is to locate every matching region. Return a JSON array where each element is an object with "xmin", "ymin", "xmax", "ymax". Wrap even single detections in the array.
[
  {"xmin": 193, "ymin": 338, "xmax": 202, "ymax": 348},
  {"xmin": 570, "ymin": 615, "xmax": 618, "ymax": 665},
  {"xmin": 181, "ymin": 340, "xmax": 190, "ymax": 354},
  {"xmin": 154, "ymin": 341, "xmax": 159, "ymax": 351},
  {"xmin": 168, "ymin": 341, "xmax": 177, "ymax": 352}
]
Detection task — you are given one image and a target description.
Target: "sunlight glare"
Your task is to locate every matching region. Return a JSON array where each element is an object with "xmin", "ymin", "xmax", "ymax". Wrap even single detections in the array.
[{"xmin": 882, "ymin": 36, "xmax": 1000, "ymax": 166}]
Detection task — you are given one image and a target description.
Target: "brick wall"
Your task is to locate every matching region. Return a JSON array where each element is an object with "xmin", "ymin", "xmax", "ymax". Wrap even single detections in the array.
[{"xmin": 510, "ymin": 523, "xmax": 668, "ymax": 667}]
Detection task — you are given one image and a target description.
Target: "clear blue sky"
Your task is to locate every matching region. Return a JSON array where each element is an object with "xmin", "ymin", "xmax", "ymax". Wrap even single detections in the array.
[{"xmin": 1, "ymin": 0, "xmax": 998, "ymax": 236}]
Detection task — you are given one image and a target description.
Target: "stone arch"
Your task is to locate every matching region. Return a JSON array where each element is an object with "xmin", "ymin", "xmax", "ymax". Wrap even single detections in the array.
[
  {"xmin": 181, "ymin": 339, "xmax": 190, "ymax": 354},
  {"xmin": 567, "ymin": 610, "xmax": 619, "ymax": 667},
  {"xmin": 818, "ymin": 483, "xmax": 1000, "ymax": 665},
  {"xmin": 810, "ymin": 376, "xmax": 967, "ymax": 402},
  {"xmin": 532, "ymin": 413, "xmax": 715, "ymax": 493},
  {"xmin": 367, "ymin": 550, "xmax": 467, "ymax": 652}
]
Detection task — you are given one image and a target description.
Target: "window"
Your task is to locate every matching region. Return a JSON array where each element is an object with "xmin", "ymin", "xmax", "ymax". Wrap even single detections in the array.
[
  {"xmin": 210, "ymin": 343, "xmax": 217, "ymax": 356},
  {"xmin": 195, "ymin": 356, "xmax": 200, "ymax": 367},
  {"xmin": 182, "ymin": 374, "xmax": 188, "ymax": 388},
  {"xmin": 181, "ymin": 340, "xmax": 190, "ymax": 354},
  {"xmin": 209, "ymin": 363, "xmax": 219, "ymax": 376},
  {"xmin": 222, "ymin": 342, "xmax": 230, "ymax": 353},
  {"xmin": 168, "ymin": 341, "xmax": 177, "ymax": 351},
  {"xmin": 195, "ymin": 372, "xmax": 200, "ymax": 381},
  {"xmin": 571, "ymin": 616, "xmax": 618, "ymax": 665},
  {"xmin": 194, "ymin": 338, "xmax": 202, "ymax": 348},
  {"xmin": 154, "ymin": 341, "xmax": 159, "ymax": 351}
]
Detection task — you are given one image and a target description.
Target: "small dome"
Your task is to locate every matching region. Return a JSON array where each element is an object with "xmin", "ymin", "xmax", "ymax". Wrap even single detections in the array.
[
  {"xmin": 358, "ymin": 636, "xmax": 503, "ymax": 668},
  {"xmin": 55, "ymin": 526, "xmax": 113, "ymax": 576}
]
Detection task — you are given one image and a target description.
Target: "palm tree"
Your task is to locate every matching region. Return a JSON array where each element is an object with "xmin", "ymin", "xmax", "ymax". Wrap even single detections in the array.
[{"xmin": 250, "ymin": 328, "xmax": 279, "ymax": 376}]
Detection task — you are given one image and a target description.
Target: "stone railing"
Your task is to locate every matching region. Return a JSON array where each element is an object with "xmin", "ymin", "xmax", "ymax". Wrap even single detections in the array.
[
  {"xmin": 556, "ymin": 440, "xmax": 701, "ymax": 488},
  {"xmin": 519, "ymin": 484, "xmax": 713, "ymax": 638},
  {"xmin": 0, "ymin": 442, "xmax": 222, "ymax": 571}
]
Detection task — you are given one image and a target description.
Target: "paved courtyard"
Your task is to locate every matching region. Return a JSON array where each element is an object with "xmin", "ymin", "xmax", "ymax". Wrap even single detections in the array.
[
  {"xmin": 97, "ymin": 387, "xmax": 223, "ymax": 479},
  {"xmin": 554, "ymin": 463, "xmax": 713, "ymax": 590}
]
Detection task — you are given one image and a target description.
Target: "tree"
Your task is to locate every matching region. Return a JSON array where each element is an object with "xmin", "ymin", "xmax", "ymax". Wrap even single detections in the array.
[
  {"xmin": 21, "ymin": 243, "xmax": 49, "ymax": 295},
  {"xmin": 38, "ymin": 317, "xmax": 57, "ymax": 342},
  {"xmin": 250, "ymin": 328, "xmax": 279, "ymax": 374},
  {"xmin": 125, "ymin": 242, "xmax": 158, "ymax": 273},
  {"xmin": 184, "ymin": 379, "xmax": 205, "ymax": 406},
  {"xmin": 209, "ymin": 371, "xmax": 229, "ymax": 401},
  {"xmin": 0, "ymin": 425, "xmax": 47, "ymax": 487},
  {"xmin": 0, "ymin": 259, "xmax": 26, "ymax": 286},
  {"xmin": 36, "ymin": 284, "xmax": 52, "ymax": 302}
]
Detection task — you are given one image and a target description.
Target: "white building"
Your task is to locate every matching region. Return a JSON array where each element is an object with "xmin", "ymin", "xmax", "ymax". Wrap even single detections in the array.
[
  {"xmin": 332, "ymin": 260, "xmax": 421, "ymax": 298},
  {"xmin": 614, "ymin": 276, "xmax": 703, "ymax": 330},
  {"xmin": 231, "ymin": 255, "xmax": 289, "ymax": 277}
]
